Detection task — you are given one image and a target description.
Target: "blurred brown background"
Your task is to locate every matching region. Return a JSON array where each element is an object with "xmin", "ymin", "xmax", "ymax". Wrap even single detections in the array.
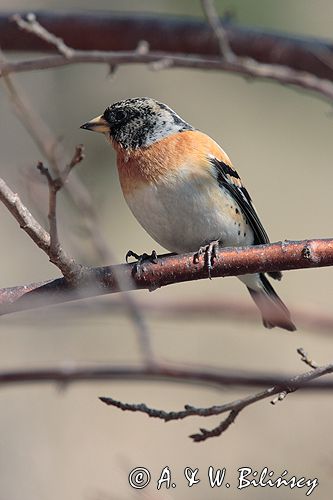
[{"xmin": 1, "ymin": 1, "xmax": 333, "ymax": 499}]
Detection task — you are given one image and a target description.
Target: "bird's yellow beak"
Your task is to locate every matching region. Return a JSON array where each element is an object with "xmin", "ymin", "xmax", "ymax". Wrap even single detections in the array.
[{"xmin": 80, "ymin": 115, "xmax": 110, "ymax": 133}]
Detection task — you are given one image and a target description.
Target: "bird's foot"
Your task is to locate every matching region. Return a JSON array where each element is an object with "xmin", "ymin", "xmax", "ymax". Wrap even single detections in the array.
[
  {"xmin": 126, "ymin": 249, "xmax": 158, "ymax": 276},
  {"xmin": 193, "ymin": 240, "xmax": 220, "ymax": 279}
]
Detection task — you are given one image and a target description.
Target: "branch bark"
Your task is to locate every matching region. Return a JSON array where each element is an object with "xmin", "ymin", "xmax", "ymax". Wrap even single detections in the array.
[
  {"xmin": 0, "ymin": 11, "xmax": 333, "ymax": 83},
  {"xmin": 2, "ymin": 50, "xmax": 333, "ymax": 102},
  {"xmin": 1, "ymin": 237, "xmax": 333, "ymax": 315},
  {"xmin": 1, "ymin": 13, "xmax": 333, "ymax": 101}
]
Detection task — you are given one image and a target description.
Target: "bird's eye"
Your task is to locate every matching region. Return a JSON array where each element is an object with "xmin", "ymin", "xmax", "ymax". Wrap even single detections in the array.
[{"xmin": 113, "ymin": 109, "xmax": 126, "ymax": 122}]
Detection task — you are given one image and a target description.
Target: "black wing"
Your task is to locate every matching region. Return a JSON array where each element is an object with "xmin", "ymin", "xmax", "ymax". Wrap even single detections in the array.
[
  {"xmin": 211, "ymin": 158, "xmax": 282, "ymax": 280},
  {"xmin": 211, "ymin": 158, "xmax": 269, "ymax": 245}
]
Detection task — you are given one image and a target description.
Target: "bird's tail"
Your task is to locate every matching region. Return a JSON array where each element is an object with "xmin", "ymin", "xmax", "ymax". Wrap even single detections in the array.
[{"xmin": 246, "ymin": 273, "xmax": 296, "ymax": 332}]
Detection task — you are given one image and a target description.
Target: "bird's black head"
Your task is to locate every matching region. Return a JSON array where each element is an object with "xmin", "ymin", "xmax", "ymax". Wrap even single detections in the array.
[{"xmin": 81, "ymin": 97, "xmax": 193, "ymax": 149}]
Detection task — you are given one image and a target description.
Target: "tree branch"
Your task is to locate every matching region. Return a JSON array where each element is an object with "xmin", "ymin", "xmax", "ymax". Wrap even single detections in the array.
[
  {"xmin": 0, "ymin": 231, "xmax": 333, "ymax": 316},
  {"xmin": 1, "ymin": 13, "xmax": 333, "ymax": 101},
  {"xmin": 36, "ymin": 145, "xmax": 84, "ymax": 271},
  {"xmin": 2, "ymin": 49, "xmax": 333, "ymax": 102},
  {"xmin": 100, "ymin": 350, "xmax": 333, "ymax": 442},
  {"xmin": 0, "ymin": 174, "xmax": 82, "ymax": 282},
  {"xmin": 0, "ymin": 11, "xmax": 333, "ymax": 83},
  {"xmin": 12, "ymin": 12, "xmax": 74, "ymax": 58},
  {"xmin": 0, "ymin": 177, "xmax": 50, "ymax": 253},
  {"xmin": 0, "ymin": 362, "xmax": 332, "ymax": 390}
]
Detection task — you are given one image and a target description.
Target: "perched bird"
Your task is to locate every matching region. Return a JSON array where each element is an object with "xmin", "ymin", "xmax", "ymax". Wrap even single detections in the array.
[{"xmin": 81, "ymin": 97, "xmax": 296, "ymax": 331}]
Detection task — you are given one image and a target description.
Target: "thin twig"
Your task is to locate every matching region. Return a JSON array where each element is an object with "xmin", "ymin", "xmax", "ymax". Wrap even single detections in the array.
[
  {"xmin": 201, "ymin": 0, "xmax": 236, "ymax": 62},
  {"xmin": 36, "ymin": 145, "xmax": 84, "ymax": 262},
  {"xmin": 100, "ymin": 351, "xmax": 333, "ymax": 442},
  {"xmin": 297, "ymin": 347, "xmax": 318, "ymax": 369},
  {"xmin": 2, "ymin": 49, "xmax": 333, "ymax": 102},
  {"xmin": 0, "ymin": 177, "xmax": 80, "ymax": 280},
  {"xmin": 37, "ymin": 161, "xmax": 61, "ymax": 256},
  {"xmin": 190, "ymin": 409, "xmax": 239, "ymax": 441},
  {"xmin": 12, "ymin": 13, "xmax": 74, "ymax": 58},
  {"xmin": 0, "ymin": 177, "xmax": 50, "ymax": 252}
]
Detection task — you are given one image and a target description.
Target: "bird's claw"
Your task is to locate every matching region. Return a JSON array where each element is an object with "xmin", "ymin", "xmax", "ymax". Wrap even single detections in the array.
[
  {"xmin": 193, "ymin": 240, "xmax": 220, "ymax": 279},
  {"xmin": 126, "ymin": 250, "xmax": 140, "ymax": 263},
  {"xmin": 126, "ymin": 249, "xmax": 158, "ymax": 276}
]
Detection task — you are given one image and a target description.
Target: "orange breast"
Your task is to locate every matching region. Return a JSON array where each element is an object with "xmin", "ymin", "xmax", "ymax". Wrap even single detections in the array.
[{"xmin": 114, "ymin": 130, "xmax": 232, "ymax": 195}]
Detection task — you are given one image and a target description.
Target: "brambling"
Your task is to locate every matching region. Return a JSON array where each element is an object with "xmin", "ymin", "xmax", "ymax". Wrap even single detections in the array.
[{"xmin": 81, "ymin": 97, "xmax": 296, "ymax": 331}]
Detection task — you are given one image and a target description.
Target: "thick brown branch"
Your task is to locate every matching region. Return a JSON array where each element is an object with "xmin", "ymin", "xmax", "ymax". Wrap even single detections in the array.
[
  {"xmin": 1, "ymin": 239, "xmax": 333, "ymax": 315},
  {"xmin": 0, "ymin": 11, "xmax": 333, "ymax": 83}
]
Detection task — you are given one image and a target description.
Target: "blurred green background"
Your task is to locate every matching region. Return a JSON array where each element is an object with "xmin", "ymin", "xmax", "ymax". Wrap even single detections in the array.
[{"xmin": 1, "ymin": 1, "xmax": 333, "ymax": 499}]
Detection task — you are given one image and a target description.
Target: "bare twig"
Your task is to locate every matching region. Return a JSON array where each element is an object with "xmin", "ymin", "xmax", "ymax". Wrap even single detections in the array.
[
  {"xmin": 12, "ymin": 13, "xmax": 74, "ymax": 58},
  {"xmin": 0, "ymin": 177, "xmax": 80, "ymax": 280},
  {"xmin": 0, "ymin": 177, "xmax": 50, "ymax": 252},
  {"xmin": 100, "ymin": 351, "xmax": 333, "ymax": 442},
  {"xmin": 201, "ymin": 0, "xmax": 236, "ymax": 62},
  {"xmin": 190, "ymin": 409, "xmax": 239, "ymax": 441},
  {"xmin": 37, "ymin": 161, "xmax": 61, "ymax": 256},
  {"xmin": 2, "ymin": 49, "xmax": 333, "ymax": 102},
  {"xmin": 297, "ymin": 347, "xmax": 319, "ymax": 369},
  {"xmin": 36, "ymin": 145, "xmax": 84, "ymax": 262}
]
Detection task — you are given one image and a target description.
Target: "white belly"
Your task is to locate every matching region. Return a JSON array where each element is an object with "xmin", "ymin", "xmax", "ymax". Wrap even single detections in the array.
[{"xmin": 124, "ymin": 170, "xmax": 254, "ymax": 253}]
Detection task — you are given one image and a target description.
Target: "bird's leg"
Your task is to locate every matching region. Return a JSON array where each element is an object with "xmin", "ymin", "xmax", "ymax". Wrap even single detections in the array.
[
  {"xmin": 193, "ymin": 240, "xmax": 220, "ymax": 279},
  {"xmin": 126, "ymin": 249, "xmax": 158, "ymax": 276}
]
